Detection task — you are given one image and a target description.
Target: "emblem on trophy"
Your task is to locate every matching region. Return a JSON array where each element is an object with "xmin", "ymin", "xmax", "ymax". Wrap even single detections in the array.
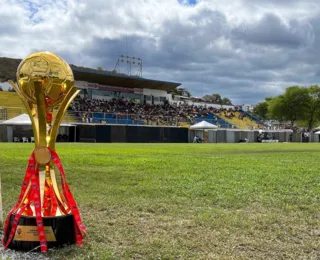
[{"xmin": 2, "ymin": 52, "xmax": 87, "ymax": 252}]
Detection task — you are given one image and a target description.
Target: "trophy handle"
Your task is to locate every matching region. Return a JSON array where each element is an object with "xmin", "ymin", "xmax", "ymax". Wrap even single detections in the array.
[
  {"xmin": 48, "ymin": 88, "xmax": 80, "ymax": 149},
  {"xmin": 8, "ymin": 80, "xmax": 40, "ymax": 146}
]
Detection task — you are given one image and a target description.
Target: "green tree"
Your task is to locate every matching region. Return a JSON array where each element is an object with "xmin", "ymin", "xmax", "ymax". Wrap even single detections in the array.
[
  {"xmin": 253, "ymin": 101, "xmax": 269, "ymax": 120},
  {"xmin": 202, "ymin": 94, "xmax": 222, "ymax": 104},
  {"xmin": 221, "ymin": 97, "xmax": 232, "ymax": 105},
  {"xmin": 268, "ymin": 86, "xmax": 309, "ymax": 127},
  {"xmin": 302, "ymin": 85, "xmax": 320, "ymax": 131}
]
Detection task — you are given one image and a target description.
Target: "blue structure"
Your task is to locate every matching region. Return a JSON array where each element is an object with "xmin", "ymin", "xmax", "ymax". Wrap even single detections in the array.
[
  {"xmin": 73, "ymin": 112, "xmax": 144, "ymax": 125},
  {"xmin": 239, "ymin": 109, "xmax": 265, "ymax": 126}
]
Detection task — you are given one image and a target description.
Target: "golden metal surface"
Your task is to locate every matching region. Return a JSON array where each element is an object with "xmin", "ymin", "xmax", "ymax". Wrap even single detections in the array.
[
  {"xmin": 34, "ymin": 147, "xmax": 51, "ymax": 165},
  {"xmin": 48, "ymin": 88, "xmax": 80, "ymax": 149},
  {"xmin": 17, "ymin": 183, "xmax": 32, "ymax": 215},
  {"xmin": 34, "ymin": 82, "xmax": 47, "ymax": 147},
  {"xmin": 11, "ymin": 51, "xmax": 79, "ymax": 217},
  {"xmin": 17, "ymin": 52, "xmax": 74, "ymax": 106},
  {"xmin": 39, "ymin": 170, "xmax": 46, "ymax": 208},
  {"xmin": 14, "ymin": 225, "xmax": 56, "ymax": 242}
]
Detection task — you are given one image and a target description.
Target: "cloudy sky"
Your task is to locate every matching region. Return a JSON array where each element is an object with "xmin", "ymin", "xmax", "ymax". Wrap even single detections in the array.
[{"xmin": 1, "ymin": 0, "xmax": 320, "ymax": 104}]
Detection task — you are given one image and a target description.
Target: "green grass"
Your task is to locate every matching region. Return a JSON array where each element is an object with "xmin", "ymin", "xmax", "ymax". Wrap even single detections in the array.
[{"xmin": 0, "ymin": 143, "xmax": 319, "ymax": 259}]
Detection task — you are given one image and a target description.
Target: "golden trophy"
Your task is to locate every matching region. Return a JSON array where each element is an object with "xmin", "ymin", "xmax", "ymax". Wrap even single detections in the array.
[{"xmin": 2, "ymin": 52, "xmax": 87, "ymax": 252}]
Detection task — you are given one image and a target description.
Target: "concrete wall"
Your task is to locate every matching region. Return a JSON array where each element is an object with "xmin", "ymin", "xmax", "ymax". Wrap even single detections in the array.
[
  {"xmin": 216, "ymin": 130, "xmax": 227, "ymax": 143},
  {"xmin": 226, "ymin": 130, "xmax": 235, "ymax": 143},
  {"xmin": 208, "ymin": 130, "xmax": 217, "ymax": 143},
  {"xmin": 247, "ymin": 131, "xmax": 255, "ymax": 143},
  {"xmin": 190, "ymin": 129, "xmax": 296, "ymax": 143},
  {"xmin": 0, "ymin": 123, "xmax": 303, "ymax": 144},
  {"xmin": 278, "ymin": 132, "xmax": 285, "ymax": 142}
]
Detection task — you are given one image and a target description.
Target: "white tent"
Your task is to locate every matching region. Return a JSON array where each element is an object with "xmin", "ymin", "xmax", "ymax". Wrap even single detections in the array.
[
  {"xmin": 2, "ymin": 114, "xmax": 33, "ymax": 125},
  {"xmin": 190, "ymin": 120, "xmax": 218, "ymax": 130},
  {"xmin": 2, "ymin": 114, "xmax": 73, "ymax": 127},
  {"xmin": 1, "ymin": 114, "xmax": 75, "ymax": 142},
  {"xmin": 314, "ymin": 131, "xmax": 320, "ymax": 134}
]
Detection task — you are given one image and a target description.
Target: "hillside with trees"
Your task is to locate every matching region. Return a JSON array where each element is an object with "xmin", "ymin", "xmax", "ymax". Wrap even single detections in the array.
[{"xmin": 0, "ymin": 57, "xmax": 21, "ymax": 82}]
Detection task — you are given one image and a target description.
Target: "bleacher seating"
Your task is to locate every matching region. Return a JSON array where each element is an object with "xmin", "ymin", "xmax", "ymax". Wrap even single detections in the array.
[
  {"xmin": 70, "ymin": 97, "xmax": 241, "ymax": 128},
  {"xmin": 216, "ymin": 118, "xmax": 234, "ymax": 128},
  {"xmin": 0, "ymin": 92, "xmax": 262, "ymax": 129},
  {"xmin": 72, "ymin": 111, "xmax": 145, "ymax": 125},
  {"xmin": 218, "ymin": 111, "xmax": 261, "ymax": 129},
  {"xmin": 239, "ymin": 110, "xmax": 266, "ymax": 126}
]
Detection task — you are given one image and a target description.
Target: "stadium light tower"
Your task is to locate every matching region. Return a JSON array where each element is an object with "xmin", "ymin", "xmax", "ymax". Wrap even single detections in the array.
[{"xmin": 113, "ymin": 55, "xmax": 143, "ymax": 77}]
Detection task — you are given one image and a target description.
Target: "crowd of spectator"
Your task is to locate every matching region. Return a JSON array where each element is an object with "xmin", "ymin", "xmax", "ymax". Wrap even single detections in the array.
[
  {"xmin": 71, "ymin": 96, "xmax": 240, "ymax": 126},
  {"xmin": 223, "ymin": 110, "xmax": 248, "ymax": 120}
]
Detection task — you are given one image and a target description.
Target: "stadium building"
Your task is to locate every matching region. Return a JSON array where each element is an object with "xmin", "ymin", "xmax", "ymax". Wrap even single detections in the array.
[
  {"xmin": 72, "ymin": 67, "xmax": 181, "ymax": 105},
  {"xmin": 0, "ymin": 65, "xmax": 297, "ymax": 143}
]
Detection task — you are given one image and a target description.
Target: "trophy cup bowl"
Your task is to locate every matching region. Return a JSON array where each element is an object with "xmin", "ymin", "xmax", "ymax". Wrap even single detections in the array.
[
  {"xmin": 17, "ymin": 51, "xmax": 74, "ymax": 106},
  {"xmin": 2, "ymin": 52, "xmax": 87, "ymax": 253}
]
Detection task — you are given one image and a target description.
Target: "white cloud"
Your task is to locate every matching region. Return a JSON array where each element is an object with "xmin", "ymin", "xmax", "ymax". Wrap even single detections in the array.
[{"xmin": 1, "ymin": 0, "xmax": 320, "ymax": 103}]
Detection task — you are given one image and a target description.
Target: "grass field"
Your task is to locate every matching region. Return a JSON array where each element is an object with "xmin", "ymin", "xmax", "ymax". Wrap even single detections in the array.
[{"xmin": 0, "ymin": 143, "xmax": 319, "ymax": 259}]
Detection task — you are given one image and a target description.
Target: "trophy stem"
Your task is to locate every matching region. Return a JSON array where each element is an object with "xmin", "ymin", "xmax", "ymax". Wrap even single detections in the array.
[{"xmin": 34, "ymin": 82, "xmax": 48, "ymax": 147}]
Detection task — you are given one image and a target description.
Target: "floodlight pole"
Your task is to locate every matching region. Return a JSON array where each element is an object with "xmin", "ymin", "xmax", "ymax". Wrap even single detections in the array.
[{"xmin": 114, "ymin": 55, "xmax": 143, "ymax": 77}]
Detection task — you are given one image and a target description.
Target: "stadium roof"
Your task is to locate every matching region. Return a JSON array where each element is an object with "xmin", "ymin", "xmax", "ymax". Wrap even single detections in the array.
[{"xmin": 71, "ymin": 67, "xmax": 181, "ymax": 91}]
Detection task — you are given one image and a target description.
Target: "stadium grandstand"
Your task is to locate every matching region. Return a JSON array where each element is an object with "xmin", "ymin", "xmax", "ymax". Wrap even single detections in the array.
[
  {"xmin": 70, "ymin": 67, "xmax": 263, "ymax": 129},
  {"xmin": 0, "ymin": 62, "xmax": 265, "ymax": 129}
]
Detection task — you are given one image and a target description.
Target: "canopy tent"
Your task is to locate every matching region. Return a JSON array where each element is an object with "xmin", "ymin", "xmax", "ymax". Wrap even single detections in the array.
[
  {"xmin": 2, "ymin": 114, "xmax": 73, "ymax": 127},
  {"xmin": 190, "ymin": 120, "xmax": 218, "ymax": 130},
  {"xmin": 1, "ymin": 114, "xmax": 75, "ymax": 142},
  {"xmin": 2, "ymin": 114, "xmax": 31, "ymax": 125},
  {"xmin": 314, "ymin": 131, "xmax": 320, "ymax": 134}
]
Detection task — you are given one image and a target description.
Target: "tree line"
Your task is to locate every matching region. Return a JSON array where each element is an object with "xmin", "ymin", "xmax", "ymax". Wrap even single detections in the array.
[
  {"xmin": 168, "ymin": 89, "xmax": 233, "ymax": 105},
  {"xmin": 254, "ymin": 85, "xmax": 320, "ymax": 131},
  {"xmin": 202, "ymin": 94, "xmax": 232, "ymax": 105}
]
